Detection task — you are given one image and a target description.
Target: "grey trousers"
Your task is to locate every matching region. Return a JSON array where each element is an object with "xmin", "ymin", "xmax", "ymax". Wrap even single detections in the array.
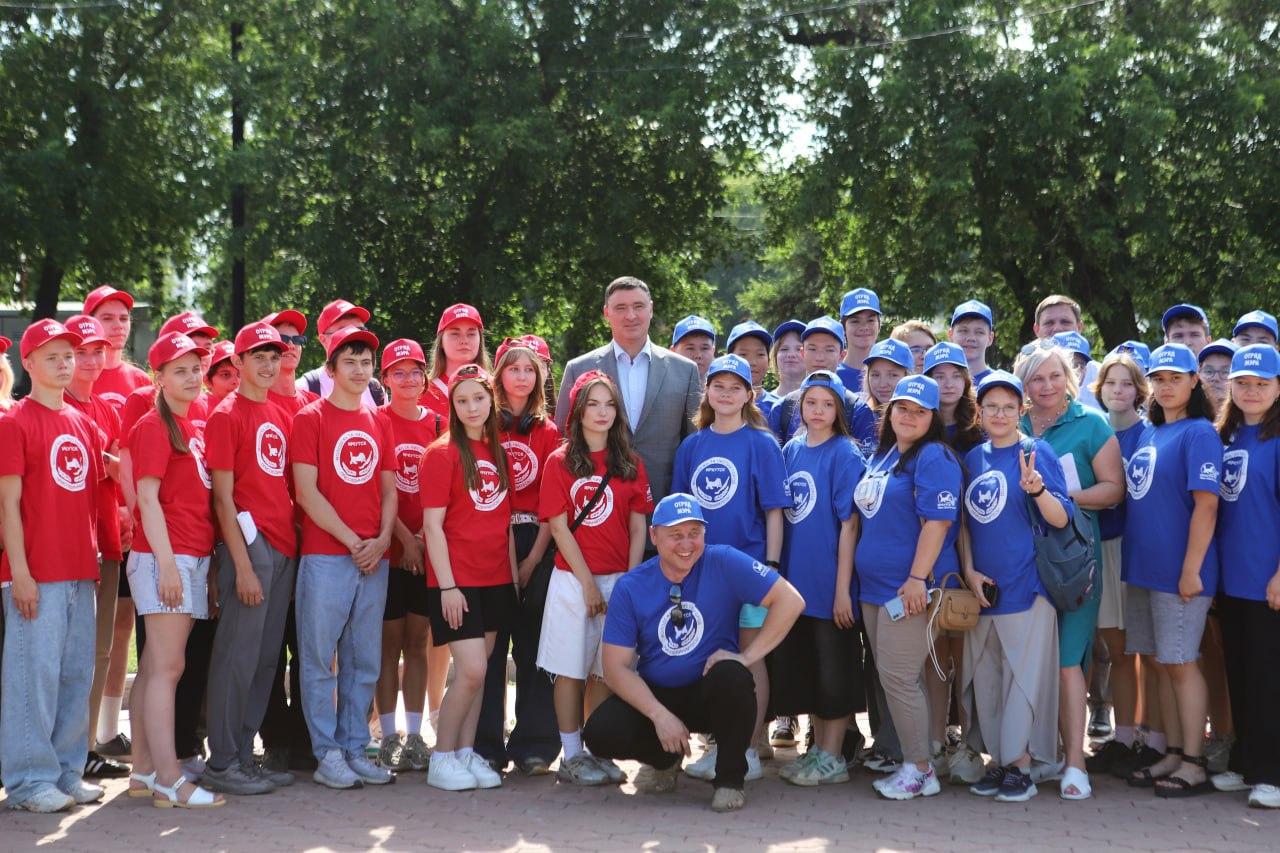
[{"xmin": 206, "ymin": 537, "xmax": 297, "ymax": 769}]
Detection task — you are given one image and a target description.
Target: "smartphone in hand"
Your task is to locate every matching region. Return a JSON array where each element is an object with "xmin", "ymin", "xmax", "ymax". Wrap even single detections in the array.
[{"xmin": 886, "ymin": 595, "xmax": 907, "ymax": 621}]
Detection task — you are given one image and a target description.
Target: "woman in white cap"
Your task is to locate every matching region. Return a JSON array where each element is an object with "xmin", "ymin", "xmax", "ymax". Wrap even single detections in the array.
[
  {"xmin": 854, "ymin": 375, "xmax": 963, "ymax": 800},
  {"xmin": 1121, "ymin": 343, "xmax": 1220, "ymax": 798}
]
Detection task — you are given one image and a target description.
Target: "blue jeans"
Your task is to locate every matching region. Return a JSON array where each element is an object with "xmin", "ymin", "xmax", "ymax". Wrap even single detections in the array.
[
  {"xmin": 1, "ymin": 580, "xmax": 95, "ymax": 802},
  {"xmin": 296, "ymin": 555, "xmax": 388, "ymax": 760}
]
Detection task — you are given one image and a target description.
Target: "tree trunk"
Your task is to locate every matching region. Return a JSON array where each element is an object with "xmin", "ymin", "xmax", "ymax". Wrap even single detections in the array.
[{"xmin": 33, "ymin": 254, "xmax": 64, "ymax": 320}]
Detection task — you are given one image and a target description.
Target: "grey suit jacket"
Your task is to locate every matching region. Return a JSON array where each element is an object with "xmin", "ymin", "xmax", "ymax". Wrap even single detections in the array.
[{"xmin": 555, "ymin": 340, "xmax": 702, "ymax": 503}]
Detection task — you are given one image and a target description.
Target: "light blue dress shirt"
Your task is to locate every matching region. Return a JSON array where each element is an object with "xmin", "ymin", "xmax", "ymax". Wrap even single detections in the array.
[{"xmin": 613, "ymin": 339, "xmax": 653, "ymax": 428}]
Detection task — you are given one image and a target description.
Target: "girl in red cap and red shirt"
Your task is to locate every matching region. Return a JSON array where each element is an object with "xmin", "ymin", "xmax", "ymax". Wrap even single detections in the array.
[
  {"xmin": 421, "ymin": 303, "xmax": 491, "ymax": 417},
  {"xmin": 125, "ymin": 331, "xmax": 223, "ymax": 808}
]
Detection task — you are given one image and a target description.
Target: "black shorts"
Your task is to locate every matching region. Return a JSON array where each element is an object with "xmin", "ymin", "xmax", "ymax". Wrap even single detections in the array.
[
  {"xmin": 118, "ymin": 550, "xmax": 132, "ymax": 598},
  {"xmin": 384, "ymin": 567, "xmax": 430, "ymax": 620},
  {"xmin": 769, "ymin": 614, "xmax": 865, "ymax": 720},
  {"xmin": 427, "ymin": 584, "xmax": 518, "ymax": 646}
]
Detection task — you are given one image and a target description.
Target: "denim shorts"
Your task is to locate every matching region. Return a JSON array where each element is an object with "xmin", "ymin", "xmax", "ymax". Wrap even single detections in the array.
[
  {"xmin": 1124, "ymin": 584, "xmax": 1211, "ymax": 665},
  {"xmin": 126, "ymin": 551, "xmax": 211, "ymax": 619}
]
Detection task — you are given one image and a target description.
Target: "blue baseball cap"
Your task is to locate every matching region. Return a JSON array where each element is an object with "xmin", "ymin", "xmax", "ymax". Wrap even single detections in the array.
[
  {"xmin": 672, "ymin": 315, "xmax": 716, "ymax": 347},
  {"xmin": 950, "ymin": 299, "xmax": 993, "ymax": 327},
  {"xmin": 706, "ymin": 353, "xmax": 752, "ymax": 387},
  {"xmin": 1229, "ymin": 344, "xmax": 1280, "ymax": 380},
  {"xmin": 1161, "ymin": 303, "xmax": 1210, "ymax": 334},
  {"xmin": 1108, "ymin": 340, "xmax": 1151, "ymax": 371},
  {"xmin": 1052, "ymin": 331, "xmax": 1092, "ymax": 359},
  {"xmin": 975, "ymin": 370, "xmax": 1023, "ymax": 402},
  {"xmin": 773, "ymin": 319, "xmax": 805, "ymax": 342},
  {"xmin": 923, "ymin": 341, "xmax": 968, "ymax": 374},
  {"xmin": 1233, "ymin": 310, "xmax": 1279, "ymax": 341},
  {"xmin": 840, "ymin": 288, "xmax": 881, "ymax": 318},
  {"xmin": 1146, "ymin": 343, "xmax": 1199, "ymax": 375},
  {"xmin": 652, "ymin": 493, "xmax": 707, "ymax": 527},
  {"xmin": 1198, "ymin": 338, "xmax": 1239, "ymax": 363},
  {"xmin": 802, "ymin": 316, "xmax": 846, "ymax": 347},
  {"xmin": 863, "ymin": 338, "xmax": 913, "ymax": 371},
  {"xmin": 889, "ymin": 375, "xmax": 940, "ymax": 410},
  {"xmin": 800, "ymin": 369, "xmax": 847, "ymax": 400},
  {"xmin": 726, "ymin": 321, "xmax": 772, "ymax": 353}
]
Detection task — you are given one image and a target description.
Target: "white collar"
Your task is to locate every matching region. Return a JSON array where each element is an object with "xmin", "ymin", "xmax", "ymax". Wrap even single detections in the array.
[{"xmin": 612, "ymin": 338, "xmax": 654, "ymax": 364}]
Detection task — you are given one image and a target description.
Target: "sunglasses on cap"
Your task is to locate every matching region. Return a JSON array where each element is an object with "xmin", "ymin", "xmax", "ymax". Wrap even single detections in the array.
[
  {"xmin": 668, "ymin": 584, "xmax": 685, "ymax": 629},
  {"xmin": 453, "ymin": 364, "xmax": 487, "ymax": 381},
  {"xmin": 1020, "ymin": 338, "xmax": 1062, "ymax": 356},
  {"xmin": 278, "ymin": 334, "xmax": 307, "ymax": 346}
]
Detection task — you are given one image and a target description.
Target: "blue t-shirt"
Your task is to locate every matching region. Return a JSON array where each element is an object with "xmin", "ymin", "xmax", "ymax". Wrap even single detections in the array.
[
  {"xmin": 1098, "ymin": 421, "xmax": 1145, "ymax": 541},
  {"xmin": 836, "ymin": 362, "xmax": 864, "ymax": 395},
  {"xmin": 672, "ymin": 425, "xmax": 790, "ymax": 561},
  {"xmin": 963, "ymin": 439, "xmax": 1072, "ymax": 615},
  {"xmin": 603, "ymin": 544, "xmax": 780, "ymax": 689},
  {"xmin": 972, "ymin": 367, "xmax": 993, "ymax": 386},
  {"xmin": 854, "ymin": 442, "xmax": 963, "ymax": 606},
  {"xmin": 781, "ymin": 434, "xmax": 866, "ymax": 619},
  {"xmin": 769, "ymin": 387, "xmax": 878, "ymax": 458},
  {"xmin": 1217, "ymin": 423, "xmax": 1280, "ymax": 601},
  {"xmin": 1122, "ymin": 418, "xmax": 1222, "ymax": 596},
  {"xmin": 758, "ymin": 390, "xmax": 781, "ymax": 418}
]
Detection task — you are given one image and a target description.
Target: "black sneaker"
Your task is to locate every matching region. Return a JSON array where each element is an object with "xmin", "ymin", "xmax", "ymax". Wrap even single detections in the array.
[
  {"xmin": 1086, "ymin": 739, "xmax": 1133, "ymax": 774},
  {"xmin": 769, "ymin": 717, "xmax": 796, "ymax": 748},
  {"xmin": 863, "ymin": 748, "xmax": 902, "ymax": 774},
  {"xmin": 261, "ymin": 748, "xmax": 290, "ymax": 774},
  {"xmin": 994, "ymin": 768, "xmax": 1037, "ymax": 802},
  {"xmin": 84, "ymin": 751, "xmax": 130, "ymax": 778},
  {"xmin": 94, "ymin": 733, "xmax": 132, "ymax": 760},
  {"xmin": 969, "ymin": 765, "xmax": 1008, "ymax": 796},
  {"xmin": 1111, "ymin": 744, "xmax": 1162, "ymax": 779},
  {"xmin": 841, "ymin": 727, "xmax": 866, "ymax": 766},
  {"xmin": 1087, "ymin": 706, "xmax": 1113, "ymax": 738}
]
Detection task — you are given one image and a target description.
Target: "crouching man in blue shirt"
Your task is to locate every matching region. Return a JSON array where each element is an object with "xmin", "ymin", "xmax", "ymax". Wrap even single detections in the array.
[{"xmin": 584, "ymin": 494, "xmax": 804, "ymax": 812}]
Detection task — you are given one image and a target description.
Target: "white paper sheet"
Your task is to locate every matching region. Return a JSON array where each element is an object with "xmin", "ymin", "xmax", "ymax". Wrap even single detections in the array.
[{"xmin": 236, "ymin": 510, "xmax": 258, "ymax": 546}]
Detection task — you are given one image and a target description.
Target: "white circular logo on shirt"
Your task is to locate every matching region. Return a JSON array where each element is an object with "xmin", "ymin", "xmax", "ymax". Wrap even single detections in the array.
[
  {"xmin": 1126, "ymin": 446, "xmax": 1157, "ymax": 500},
  {"xmin": 99, "ymin": 391, "xmax": 126, "ymax": 408},
  {"xmin": 784, "ymin": 471, "xmax": 816, "ymax": 524},
  {"xmin": 658, "ymin": 601, "xmax": 704, "ymax": 657},
  {"xmin": 333, "ymin": 430, "xmax": 379, "ymax": 485},
  {"xmin": 394, "ymin": 442, "xmax": 425, "ymax": 494},
  {"xmin": 569, "ymin": 476, "xmax": 614, "ymax": 527},
  {"xmin": 469, "ymin": 459, "xmax": 506, "ymax": 511},
  {"xmin": 854, "ymin": 470, "xmax": 890, "ymax": 518},
  {"xmin": 503, "ymin": 441, "xmax": 538, "ymax": 492},
  {"xmin": 691, "ymin": 456, "xmax": 738, "ymax": 510},
  {"xmin": 49, "ymin": 434, "xmax": 89, "ymax": 492},
  {"xmin": 256, "ymin": 423, "xmax": 287, "ymax": 478},
  {"xmin": 189, "ymin": 436, "xmax": 212, "ymax": 490},
  {"xmin": 1221, "ymin": 449, "xmax": 1248, "ymax": 502},
  {"xmin": 965, "ymin": 470, "xmax": 1007, "ymax": 524}
]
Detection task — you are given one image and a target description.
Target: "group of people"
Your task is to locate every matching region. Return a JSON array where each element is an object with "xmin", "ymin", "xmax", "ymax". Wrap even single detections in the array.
[{"xmin": 0, "ymin": 276, "xmax": 1277, "ymax": 816}]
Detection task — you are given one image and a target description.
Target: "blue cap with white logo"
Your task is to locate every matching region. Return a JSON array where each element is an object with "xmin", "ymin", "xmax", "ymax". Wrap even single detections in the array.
[
  {"xmin": 863, "ymin": 338, "xmax": 914, "ymax": 371},
  {"xmin": 800, "ymin": 369, "xmax": 847, "ymax": 400},
  {"xmin": 1052, "ymin": 331, "xmax": 1092, "ymax": 359},
  {"xmin": 951, "ymin": 299, "xmax": 993, "ymax": 327},
  {"xmin": 652, "ymin": 493, "xmax": 707, "ymax": 527},
  {"xmin": 923, "ymin": 341, "xmax": 968, "ymax": 375},
  {"xmin": 889, "ymin": 375, "xmax": 940, "ymax": 410},
  {"xmin": 672, "ymin": 315, "xmax": 716, "ymax": 347},
  {"xmin": 1233, "ymin": 310, "xmax": 1279, "ymax": 341},
  {"xmin": 1161, "ymin": 303, "xmax": 1210, "ymax": 334},
  {"xmin": 1146, "ymin": 343, "xmax": 1199, "ymax": 376},
  {"xmin": 773, "ymin": 319, "xmax": 805, "ymax": 342},
  {"xmin": 1229, "ymin": 344, "xmax": 1280, "ymax": 380},
  {"xmin": 975, "ymin": 370, "xmax": 1023, "ymax": 402},
  {"xmin": 726, "ymin": 321, "xmax": 772, "ymax": 353},
  {"xmin": 1198, "ymin": 338, "xmax": 1239, "ymax": 364},
  {"xmin": 840, "ymin": 288, "xmax": 881, "ymax": 318},
  {"xmin": 706, "ymin": 353, "xmax": 752, "ymax": 387},
  {"xmin": 802, "ymin": 316, "xmax": 846, "ymax": 347},
  {"xmin": 1108, "ymin": 340, "xmax": 1151, "ymax": 371}
]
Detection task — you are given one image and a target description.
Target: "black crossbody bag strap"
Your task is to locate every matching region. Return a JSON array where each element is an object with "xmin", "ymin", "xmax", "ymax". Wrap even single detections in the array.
[{"xmin": 569, "ymin": 470, "xmax": 614, "ymax": 533}]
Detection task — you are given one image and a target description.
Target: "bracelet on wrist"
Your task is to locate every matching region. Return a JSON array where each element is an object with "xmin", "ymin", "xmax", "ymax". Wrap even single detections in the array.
[
  {"xmin": 909, "ymin": 574, "xmax": 928, "ymax": 582},
  {"xmin": 765, "ymin": 559, "xmax": 782, "ymax": 570},
  {"xmin": 439, "ymin": 585, "xmax": 457, "ymax": 592},
  {"xmin": 1029, "ymin": 485, "xmax": 1046, "ymax": 498}
]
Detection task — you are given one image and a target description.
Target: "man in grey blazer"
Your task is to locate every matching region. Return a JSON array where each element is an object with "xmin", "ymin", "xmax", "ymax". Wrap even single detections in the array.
[{"xmin": 555, "ymin": 276, "xmax": 702, "ymax": 505}]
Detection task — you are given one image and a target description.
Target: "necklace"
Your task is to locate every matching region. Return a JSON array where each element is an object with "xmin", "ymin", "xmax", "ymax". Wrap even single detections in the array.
[{"xmin": 1029, "ymin": 399, "xmax": 1068, "ymax": 436}]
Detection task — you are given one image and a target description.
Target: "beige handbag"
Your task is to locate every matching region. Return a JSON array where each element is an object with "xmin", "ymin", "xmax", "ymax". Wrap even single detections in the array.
[{"xmin": 927, "ymin": 572, "xmax": 980, "ymax": 633}]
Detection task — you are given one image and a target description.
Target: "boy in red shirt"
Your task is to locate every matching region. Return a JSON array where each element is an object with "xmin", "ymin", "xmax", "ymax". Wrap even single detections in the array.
[
  {"xmin": 0, "ymin": 320, "xmax": 106, "ymax": 812},
  {"xmin": 291, "ymin": 326, "xmax": 397, "ymax": 789}
]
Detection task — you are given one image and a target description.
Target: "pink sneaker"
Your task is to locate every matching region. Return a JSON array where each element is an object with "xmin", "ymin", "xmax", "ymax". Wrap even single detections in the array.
[{"xmin": 876, "ymin": 764, "xmax": 942, "ymax": 800}]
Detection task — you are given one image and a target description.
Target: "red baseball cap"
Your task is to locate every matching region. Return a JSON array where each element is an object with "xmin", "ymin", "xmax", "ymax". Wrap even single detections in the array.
[
  {"xmin": 568, "ymin": 369, "xmax": 616, "ymax": 411},
  {"xmin": 21, "ymin": 320, "xmax": 83, "ymax": 359},
  {"xmin": 234, "ymin": 321, "xmax": 286, "ymax": 355},
  {"xmin": 437, "ymin": 303, "xmax": 483, "ymax": 334},
  {"xmin": 317, "ymin": 299, "xmax": 371, "ymax": 335},
  {"xmin": 209, "ymin": 340, "xmax": 236, "ymax": 369},
  {"xmin": 494, "ymin": 336, "xmax": 537, "ymax": 365},
  {"xmin": 64, "ymin": 315, "xmax": 111, "ymax": 348},
  {"xmin": 381, "ymin": 338, "xmax": 426, "ymax": 372},
  {"xmin": 324, "ymin": 325, "xmax": 379, "ymax": 359},
  {"xmin": 83, "ymin": 285, "xmax": 135, "ymax": 317},
  {"xmin": 148, "ymin": 332, "xmax": 210, "ymax": 371},
  {"xmin": 159, "ymin": 311, "xmax": 219, "ymax": 340},
  {"xmin": 522, "ymin": 334, "xmax": 552, "ymax": 362},
  {"xmin": 261, "ymin": 309, "xmax": 308, "ymax": 333},
  {"xmin": 448, "ymin": 363, "xmax": 492, "ymax": 389},
  {"xmin": 0, "ymin": 336, "xmax": 10, "ymax": 356}
]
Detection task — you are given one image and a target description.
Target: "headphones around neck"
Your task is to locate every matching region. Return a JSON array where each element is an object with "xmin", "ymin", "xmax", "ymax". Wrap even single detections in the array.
[{"xmin": 500, "ymin": 408, "xmax": 537, "ymax": 435}]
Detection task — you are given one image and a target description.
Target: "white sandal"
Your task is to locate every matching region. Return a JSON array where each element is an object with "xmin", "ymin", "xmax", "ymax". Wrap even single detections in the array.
[
  {"xmin": 128, "ymin": 770, "xmax": 157, "ymax": 799},
  {"xmin": 153, "ymin": 774, "xmax": 225, "ymax": 809},
  {"xmin": 1060, "ymin": 766, "xmax": 1092, "ymax": 800}
]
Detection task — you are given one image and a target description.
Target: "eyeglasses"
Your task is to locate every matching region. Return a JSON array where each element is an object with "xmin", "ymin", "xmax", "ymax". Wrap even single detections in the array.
[
  {"xmin": 1200, "ymin": 368, "xmax": 1230, "ymax": 380},
  {"xmin": 390, "ymin": 369, "xmax": 425, "ymax": 383},
  {"xmin": 1020, "ymin": 338, "xmax": 1061, "ymax": 356},
  {"xmin": 668, "ymin": 584, "xmax": 685, "ymax": 629},
  {"xmin": 279, "ymin": 334, "xmax": 307, "ymax": 346},
  {"xmin": 908, "ymin": 345, "xmax": 930, "ymax": 355},
  {"xmin": 981, "ymin": 404, "xmax": 1020, "ymax": 417}
]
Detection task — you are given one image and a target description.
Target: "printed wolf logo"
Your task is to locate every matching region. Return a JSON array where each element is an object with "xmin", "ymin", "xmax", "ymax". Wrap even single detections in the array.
[
  {"xmin": 334, "ymin": 430, "xmax": 379, "ymax": 485},
  {"xmin": 692, "ymin": 456, "xmax": 738, "ymax": 510}
]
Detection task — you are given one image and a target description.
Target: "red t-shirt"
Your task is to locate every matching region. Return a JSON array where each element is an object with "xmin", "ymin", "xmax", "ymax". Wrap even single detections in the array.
[
  {"xmin": 121, "ymin": 385, "xmax": 210, "ymax": 440},
  {"xmin": 501, "ymin": 419, "xmax": 562, "ymax": 515},
  {"xmin": 94, "ymin": 362, "xmax": 151, "ymax": 415},
  {"xmin": 268, "ymin": 387, "xmax": 321, "ymax": 422},
  {"xmin": 419, "ymin": 379, "xmax": 450, "ymax": 420},
  {"xmin": 377, "ymin": 405, "xmax": 441, "ymax": 565},
  {"xmin": 539, "ymin": 447, "xmax": 654, "ymax": 575},
  {"xmin": 420, "ymin": 438, "xmax": 512, "ymax": 588},
  {"xmin": 290, "ymin": 399, "xmax": 395, "ymax": 556},
  {"xmin": 0, "ymin": 399, "xmax": 105, "ymax": 583},
  {"xmin": 129, "ymin": 410, "xmax": 215, "ymax": 557},
  {"xmin": 205, "ymin": 393, "xmax": 298, "ymax": 558},
  {"xmin": 64, "ymin": 392, "xmax": 123, "ymax": 561}
]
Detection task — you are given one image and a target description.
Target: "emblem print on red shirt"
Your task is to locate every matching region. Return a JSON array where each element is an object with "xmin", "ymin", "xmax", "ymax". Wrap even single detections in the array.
[
  {"xmin": 470, "ymin": 459, "xmax": 506, "ymax": 511},
  {"xmin": 569, "ymin": 476, "xmax": 614, "ymax": 527},
  {"xmin": 334, "ymin": 430, "xmax": 379, "ymax": 485},
  {"xmin": 256, "ymin": 422, "xmax": 287, "ymax": 477},
  {"xmin": 51, "ymin": 434, "xmax": 90, "ymax": 492},
  {"xmin": 190, "ymin": 436, "xmax": 212, "ymax": 489},
  {"xmin": 504, "ymin": 441, "xmax": 538, "ymax": 492},
  {"xmin": 394, "ymin": 442, "xmax": 425, "ymax": 494}
]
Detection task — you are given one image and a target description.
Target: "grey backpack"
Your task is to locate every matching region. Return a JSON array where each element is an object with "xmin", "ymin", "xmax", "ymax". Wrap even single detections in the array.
[{"xmin": 1021, "ymin": 438, "xmax": 1097, "ymax": 611}]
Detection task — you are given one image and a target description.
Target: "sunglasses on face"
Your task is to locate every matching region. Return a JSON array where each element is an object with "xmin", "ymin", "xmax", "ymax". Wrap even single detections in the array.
[
  {"xmin": 279, "ymin": 334, "xmax": 307, "ymax": 346},
  {"xmin": 668, "ymin": 584, "xmax": 685, "ymax": 629}
]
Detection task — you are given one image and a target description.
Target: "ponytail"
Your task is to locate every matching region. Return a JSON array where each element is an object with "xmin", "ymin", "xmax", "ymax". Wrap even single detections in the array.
[{"xmin": 156, "ymin": 390, "xmax": 190, "ymax": 455}]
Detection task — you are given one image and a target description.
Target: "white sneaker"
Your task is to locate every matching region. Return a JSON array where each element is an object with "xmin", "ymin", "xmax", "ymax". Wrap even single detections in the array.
[
  {"xmin": 744, "ymin": 748, "xmax": 763, "ymax": 782},
  {"xmin": 347, "ymin": 754, "xmax": 395, "ymax": 785},
  {"xmin": 876, "ymin": 765, "xmax": 941, "ymax": 800},
  {"xmin": 1030, "ymin": 757, "xmax": 1065, "ymax": 783},
  {"xmin": 9, "ymin": 786, "xmax": 75, "ymax": 813},
  {"xmin": 313, "ymin": 749, "xmax": 362, "ymax": 789},
  {"xmin": 684, "ymin": 746, "xmax": 718, "ymax": 780},
  {"xmin": 427, "ymin": 753, "xmax": 477, "ymax": 791},
  {"xmin": 60, "ymin": 778, "xmax": 105, "ymax": 805},
  {"xmin": 1249, "ymin": 783, "xmax": 1280, "ymax": 808},
  {"xmin": 1213, "ymin": 770, "xmax": 1250, "ymax": 792},
  {"xmin": 180, "ymin": 754, "xmax": 206, "ymax": 781},
  {"xmin": 463, "ymin": 751, "xmax": 502, "ymax": 789},
  {"xmin": 949, "ymin": 745, "xmax": 986, "ymax": 784}
]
